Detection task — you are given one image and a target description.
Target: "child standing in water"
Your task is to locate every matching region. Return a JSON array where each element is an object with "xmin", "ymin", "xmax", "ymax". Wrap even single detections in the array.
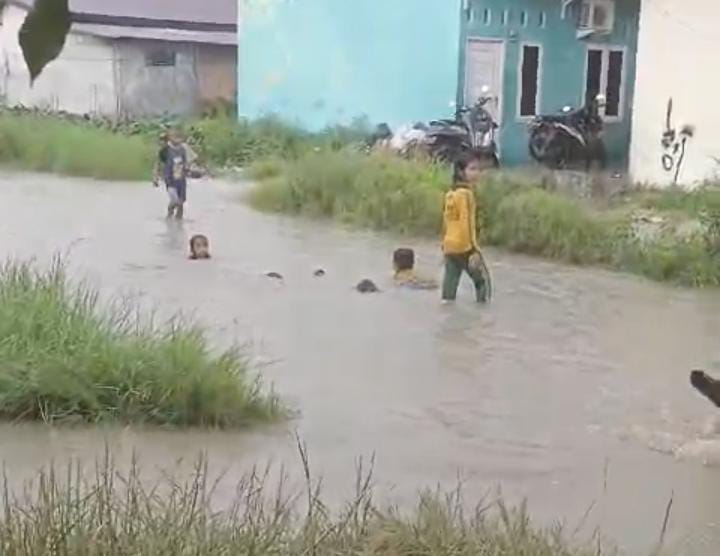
[
  {"xmin": 154, "ymin": 128, "xmax": 193, "ymax": 220},
  {"xmin": 441, "ymin": 152, "xmax": 490, "ymax": 303}
]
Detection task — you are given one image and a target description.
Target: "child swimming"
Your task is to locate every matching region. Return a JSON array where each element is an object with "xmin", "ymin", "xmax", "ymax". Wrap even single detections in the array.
[
  {"xmin": 189, "ymin": 234, "xmax": 211, "ymax": 259},
  {"xmin": 392, "ymin": 248, "xmax": 438, "ymax": 290}
]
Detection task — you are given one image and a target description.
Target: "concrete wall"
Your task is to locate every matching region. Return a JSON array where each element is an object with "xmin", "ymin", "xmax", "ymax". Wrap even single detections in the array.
[
  {"xmin": 196, "ymin": 44, "xmax": 237, "ymax": 104},
  {"xmin": 115, "ymin": 40, "xmax": 199, "ymax": 118},
  {"xmin": 237, "ymin": 0, "xmax": 463, "ymax": 130},
  {"xmin": 630, "ymin": 0, "xmax": 720, "ymax": 186},
  {"xmin": 460, "ymin": 0, "xmax": 640, "ymax": 166},
  {"xmin": 0, "ymin": 4, "xmax": 118, "ymax": 115}
]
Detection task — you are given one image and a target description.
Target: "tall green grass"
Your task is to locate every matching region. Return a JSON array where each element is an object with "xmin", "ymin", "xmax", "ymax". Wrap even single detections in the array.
[
  {"xmin": 247, "ymin": 150, "xmax": 720, "ymax": 287},
  {"xmin": 0, "ymin": 453, "xmax": 602, "ymax": 555},
  {"xmin": 0, "ymin": 114, "xmax": 153, "ymax": 180},
  {"xmin": 0, "ymin": 258, "xmax": 281, "ymax": 426},
  {"xmin": 190, "ymin": 115, "xmax": 369, "ymax": 168},
  {"xmin": 247, "ymin": 150, "xmax": 446, "ymax": 235},
  {"xmin": 0, "ymin": 110, "xmax": 368, "ymax": 179}
]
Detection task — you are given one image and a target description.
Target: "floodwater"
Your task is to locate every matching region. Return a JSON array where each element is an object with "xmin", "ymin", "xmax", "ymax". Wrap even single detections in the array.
[{"xmin": 0, "ymin": 171, "xmax": 719, "ymax": 554}]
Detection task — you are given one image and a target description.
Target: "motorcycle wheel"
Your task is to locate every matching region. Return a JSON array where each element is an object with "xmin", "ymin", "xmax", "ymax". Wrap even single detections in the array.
[
  {"xmin": 431, "ymin": 142, "xmax": 464, "ymax": 164},
  {"xmin": 585, "ymin": 137, "xmax": 607, "ymax": 172}
]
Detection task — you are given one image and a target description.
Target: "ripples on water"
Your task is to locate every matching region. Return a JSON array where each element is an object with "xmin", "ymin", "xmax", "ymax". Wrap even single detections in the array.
[{"xmin": 0, "ymin": 174, "xmax": 719, "ymax": 554}]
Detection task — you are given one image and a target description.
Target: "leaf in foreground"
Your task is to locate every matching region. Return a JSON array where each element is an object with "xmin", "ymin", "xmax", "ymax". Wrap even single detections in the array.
[{"xmin": 19, "ymin": 0, "xmax": 71, "ymax": 83}]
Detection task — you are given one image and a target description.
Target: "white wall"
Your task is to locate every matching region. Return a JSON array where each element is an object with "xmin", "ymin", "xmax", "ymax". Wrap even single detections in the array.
[
  {"xmin": 0, "ymin": 4, "xmax": 118, "ymax": 116},
  {"xmin": 630, "ymin": 0, "xmax": 720, "ymax": 187}
]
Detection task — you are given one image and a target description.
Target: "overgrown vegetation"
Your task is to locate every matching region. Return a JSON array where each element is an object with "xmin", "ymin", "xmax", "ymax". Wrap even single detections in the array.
[
  {"xmin": 0, "ymin": 107, "xmax": 367, "ymax": 179},
  {"xmin": 0, "ymin": 452, "xmax": 603, "ymax": 555},
  {"xmin": 247, "ymin": 150, "xmax": 720, "ymax": 287},
  {"xmin": 0, "ymin": 258, "xmax": 281, "ymax": 426},
  {"xmin": 0, "ymin": 112, "xmax": 153, "ymax": 180}
]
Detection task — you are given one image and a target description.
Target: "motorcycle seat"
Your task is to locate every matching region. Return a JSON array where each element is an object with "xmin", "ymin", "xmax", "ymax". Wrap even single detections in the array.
[
  {"xmin": 536, "ymin": 114, "xmax": 576, "ymax": 123},
  {"xmin": 429, "ymin": 118, "xmax": 457, "ymax": 126}
]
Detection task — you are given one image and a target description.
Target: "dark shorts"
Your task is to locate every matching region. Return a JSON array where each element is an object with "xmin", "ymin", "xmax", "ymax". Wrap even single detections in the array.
[{"xmin": 165, "ymin": 179, "xmax": 187, "ymax": 203}]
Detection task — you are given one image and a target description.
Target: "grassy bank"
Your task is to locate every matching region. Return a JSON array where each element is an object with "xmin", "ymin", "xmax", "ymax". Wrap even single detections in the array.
[
  {"xmin": 0, "ymin": 108, "xmax": 367, "ymax": 180},
  {"xmin": 0, "ymin": 258, "xmax": 280, "ymax": 426},
  {"xmin": 0, "ymin": 113, "xmax": 154, "ymax": 180},
  {"xmin": 246, "ymin": 150, "xmax": 720, "ymax": 287},
  {"xmin": 0, "ymin": 454, "xmax": 603, "ymax": 555}
]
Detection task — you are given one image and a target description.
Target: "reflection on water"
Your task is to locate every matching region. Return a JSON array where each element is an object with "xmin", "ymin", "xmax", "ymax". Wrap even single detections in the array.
[{"xmin": 0, "ymin": 171, "xmax": 719, "ymax": 554}]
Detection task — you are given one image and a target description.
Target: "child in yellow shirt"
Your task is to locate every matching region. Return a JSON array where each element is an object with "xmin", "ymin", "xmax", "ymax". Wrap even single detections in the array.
[{"xmin": 441, "ymin": 152, "xmax": 491, "ymax": 302}]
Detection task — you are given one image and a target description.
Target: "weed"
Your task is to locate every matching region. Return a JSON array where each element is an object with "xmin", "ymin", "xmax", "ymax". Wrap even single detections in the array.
[
  {"xmin": 0, "ymin": 113, "xmax": 153, "ymax": 180},
  {"xmin": 0, "ymin": 258, "xmax": 281, "ymax": 426},
  {"xmin": 0, "ymin": 449, "xmax": 602, "ymax": 555}
]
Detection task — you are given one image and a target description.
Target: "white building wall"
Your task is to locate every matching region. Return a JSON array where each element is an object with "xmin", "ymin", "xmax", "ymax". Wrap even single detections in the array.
[
  {"xmin": 630, "ymin": 0, "xmax": 720, "ymax": 187},
  {"xmin": 0, "ymin": 4, "xmax": 118, "ymax": 116}
]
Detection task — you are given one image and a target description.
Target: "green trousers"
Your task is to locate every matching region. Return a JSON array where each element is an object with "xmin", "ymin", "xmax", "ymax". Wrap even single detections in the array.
[{"xmin": 442, "ymin": 251, "xmax": 489, "ymax": 303}]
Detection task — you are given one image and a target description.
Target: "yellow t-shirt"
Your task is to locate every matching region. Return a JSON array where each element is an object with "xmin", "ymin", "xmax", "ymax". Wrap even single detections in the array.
[
  {"xmin": 393, "ymin": 269, "xmax": 438, "ymax": 290},
  {"xmin": 442, "ymin": 186, "xmax": 478, "ymax": 255}
]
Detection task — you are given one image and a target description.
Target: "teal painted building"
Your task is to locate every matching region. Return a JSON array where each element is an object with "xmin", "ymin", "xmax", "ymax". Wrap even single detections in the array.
[
  {"xmin": 459, "ymin": 0, "xmax": 640, "ymax": 165},
  {"xmin": 238, "ymin": 0, "xmax": 463, "ymax": 131},
  {"xmin": 238, "ymin": 0, "xmax": 640, "ymax": 165}
]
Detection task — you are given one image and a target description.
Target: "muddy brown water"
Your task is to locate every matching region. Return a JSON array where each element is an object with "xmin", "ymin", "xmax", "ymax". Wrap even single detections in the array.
[{"xmin": 0, "ymin": 172, "xmax": 719, "ymax": 554}]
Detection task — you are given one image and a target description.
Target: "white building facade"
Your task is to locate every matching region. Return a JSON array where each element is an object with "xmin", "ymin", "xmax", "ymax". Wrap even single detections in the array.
[
  {"xmin": 0, "ymin": 3, "xmax": 118, "ymax": 115},
  {"xmin": 630, "ymin": 0, "xmax": 720, "ymax": 187},
  {"xmin": 0, "ymin": 0, "xmax": 237, "ymax": 118}
]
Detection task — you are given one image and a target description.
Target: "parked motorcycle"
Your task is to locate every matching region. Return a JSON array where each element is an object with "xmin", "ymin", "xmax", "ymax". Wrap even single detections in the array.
[
  {"xmin": 366, "ymin": 122, "xmax": 431, "ymax": 158},
  {"xmin": 528, "ymin": 95, "xmax": 606, "ymax": 171},
  {"xmin": 366, "ymin": 123, "xmax": 394, "ymax": 152},
  {"xmin": 426, "ymin": 86, "xmax": 500, "ymax": 167}
]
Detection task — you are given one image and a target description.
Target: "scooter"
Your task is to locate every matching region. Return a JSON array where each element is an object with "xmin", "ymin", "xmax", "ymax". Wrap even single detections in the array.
[
  {"xmin": 528, "ymin": 94, "xmax": 606, "ymax": 171},
  {"xmin": 426, "ymin": 85, "xmax": 500, "ymax": 167}
]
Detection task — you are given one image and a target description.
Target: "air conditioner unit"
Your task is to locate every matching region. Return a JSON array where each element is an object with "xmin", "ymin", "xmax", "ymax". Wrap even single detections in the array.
[{"xmin": 578, "ymin": 0, "xmax": 615, "ymax": 34}]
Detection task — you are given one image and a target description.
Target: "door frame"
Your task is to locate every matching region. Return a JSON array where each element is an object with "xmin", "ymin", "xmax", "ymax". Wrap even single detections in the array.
[{"xmin": 463, "ymin": 37, "xmax": 506, "ymax": 128}]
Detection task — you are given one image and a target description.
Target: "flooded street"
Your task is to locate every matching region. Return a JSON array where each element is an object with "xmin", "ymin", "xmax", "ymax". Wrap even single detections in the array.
[{"xmin": 0, "ymin": 171, "xmax": 719, "ymax": 554}]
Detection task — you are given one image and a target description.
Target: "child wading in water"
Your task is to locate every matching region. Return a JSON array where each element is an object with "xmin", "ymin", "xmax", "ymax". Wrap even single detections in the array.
[
  {"xmin": 441, "ymin": 152, "xmax": 491, "ymax": 303},
  {"xmin": 153, "ymin": 128, "xmax": 196, "ymax": 220}
]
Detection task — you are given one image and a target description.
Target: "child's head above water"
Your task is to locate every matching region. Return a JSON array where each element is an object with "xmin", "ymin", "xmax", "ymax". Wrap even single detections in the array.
[
  {"xmin": 189, "ymin": 234, "xmax": 210, "ymax": 259},
  {"xmin": 393, "ymin": 248, "xmax": 415, "ymax": 273},
  {"xmin": 452, "ymin": 150, "xmax": 484, "ymax": 187},
  {"xmin": 168, "ymin": 127, "xmax": 185, "ymax": 146}
]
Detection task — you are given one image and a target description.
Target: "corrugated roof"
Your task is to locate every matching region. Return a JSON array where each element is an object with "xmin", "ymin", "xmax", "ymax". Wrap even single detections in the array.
[
  {"xmin": 9, "ymin": 0, "xmax": 236, "ymax": 29},
  {"xmin": 74, "ymin": 23, "xmax": 236, "ymax": 46}
]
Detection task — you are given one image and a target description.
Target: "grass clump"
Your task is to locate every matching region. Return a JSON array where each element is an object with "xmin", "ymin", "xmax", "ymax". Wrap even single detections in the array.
[
  {"xmin": 0, "ymin": 453, "xmax": 602, "ymax": 555},
  {"xmin": 247, "ymin": 150, "xmax": 720, "ymax": 287},
  {"xmin": 247, "ymin": 149, "xmax": 446, "ymax": 235},
  {"xmin": 0, "ymin": 258, "xmax": 281, "ymax": 426},
  {"xmin": 0, "ymin": 113, "xmax": 153, "ymax": 180},
  {"xmin": 190, "ymin": 115, "xmax": 370, "ymax": 168}
]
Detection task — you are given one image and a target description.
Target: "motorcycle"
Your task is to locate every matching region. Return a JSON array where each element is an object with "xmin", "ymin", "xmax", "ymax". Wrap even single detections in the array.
[
  {"xmin": 366, "ymin": 122, "xmax": 431, "ymax": 158},
  {"xmin": 366, "ymin": 123, "xmax": 394, "ymax": 152},
  {"xmin": 426, "ymin": 86, "xmax": 500, "ymax": 167},
  {"xmin": 528, "ymin": 94, "xmax": 606, "ymax": 171}
]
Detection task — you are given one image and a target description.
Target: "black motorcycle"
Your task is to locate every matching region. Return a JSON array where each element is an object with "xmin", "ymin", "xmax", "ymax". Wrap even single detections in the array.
[
  {"xmin": 426, "ymin": 89, "xmax": 500, "ymax": 167},
  {"xmin": 528, "ymin": 95, "xmax": 606, "ymax": 171},
  {"xmin": 366, "ymin": 122, "xmax": 393, "ymax": 152}
]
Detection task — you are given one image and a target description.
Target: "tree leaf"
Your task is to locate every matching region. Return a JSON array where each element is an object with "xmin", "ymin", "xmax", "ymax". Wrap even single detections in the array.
[{"xmin": 18, "ymin": 0, "xmax": 71, "ymax": 84}]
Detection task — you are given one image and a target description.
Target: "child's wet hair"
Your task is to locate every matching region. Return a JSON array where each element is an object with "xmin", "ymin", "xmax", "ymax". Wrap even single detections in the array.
[
  {"xmin": 356, "ymin": 279, "xmax": 379, "ymax": 293},
  {"xmin": 393, "ymin": 248, "xmax": 415, "ymax": 272},
  {"xmin": 452, "ymin": 150, "xmax": 483, "ymax": 184}
]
